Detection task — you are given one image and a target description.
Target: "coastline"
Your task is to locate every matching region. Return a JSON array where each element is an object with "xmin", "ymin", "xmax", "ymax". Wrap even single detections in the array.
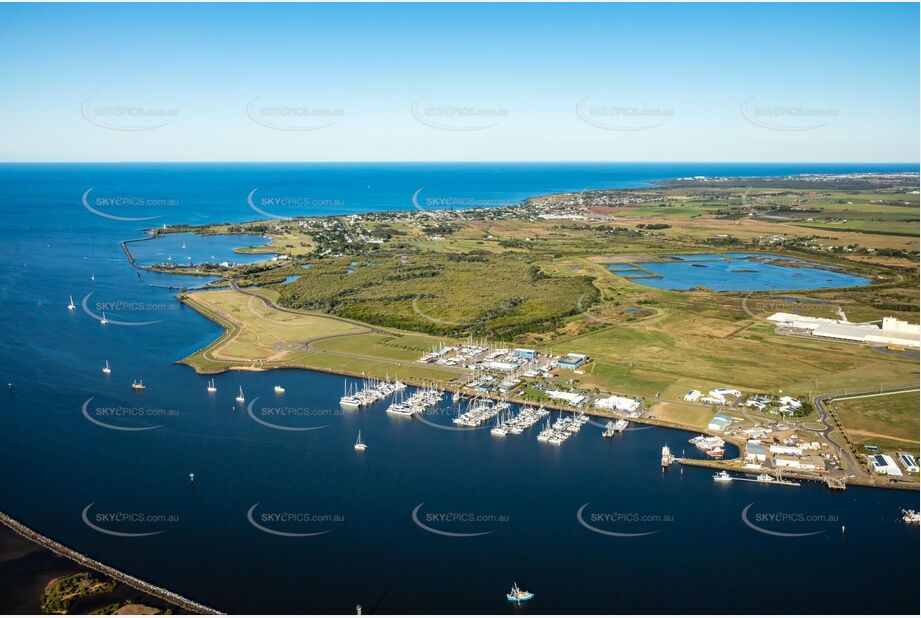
[
  {"xmin": 176, "ymin": 286, "xmax": 920, "ymax": 493},
  {"xmin": 0, "ymin": 511, "xmax": 221, "ymax": 615}
]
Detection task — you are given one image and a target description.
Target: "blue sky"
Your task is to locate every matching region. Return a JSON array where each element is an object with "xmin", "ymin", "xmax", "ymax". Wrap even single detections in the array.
[{"xmin": 0, "ymin": 2, "xmax": 917, "ymax": 162}]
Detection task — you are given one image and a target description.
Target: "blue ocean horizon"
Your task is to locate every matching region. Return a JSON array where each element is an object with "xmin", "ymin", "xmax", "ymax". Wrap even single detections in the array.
[{"xmin": 0, "ymin": 162, "xmax": 917, "ymax": 614}]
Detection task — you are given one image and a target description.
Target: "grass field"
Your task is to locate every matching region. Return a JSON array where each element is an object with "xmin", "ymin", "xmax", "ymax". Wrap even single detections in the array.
[
  {"xmin": 180, "ymin": 289, "xmax": 466, "ymax": 384},
  {"xmin": 173, "ymin": 180, "xmax": 918, "ymax": 453},
  {"xmin": 647, "ymin": 402, "xmax": 716, "ymax": 430},
  {"xmin": 830, "ymin": 390, "xmax": 920, "ymax": 454}
]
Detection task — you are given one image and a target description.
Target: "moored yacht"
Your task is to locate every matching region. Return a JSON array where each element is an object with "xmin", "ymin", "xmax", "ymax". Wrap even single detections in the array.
[
  {"xmin": 131, "ymin": 379, "xmax": 145, "ymax": 391},
  {"xmin": 713, "ymin": 471, "xmax": 732, "ymax": 482},
  {"xmin": 207, "ymin": 378, "xmax": 217, "ymax": 393},
  {"xmin": 354, "ymin": 431, "xmax": 367, "ymax": 451}
]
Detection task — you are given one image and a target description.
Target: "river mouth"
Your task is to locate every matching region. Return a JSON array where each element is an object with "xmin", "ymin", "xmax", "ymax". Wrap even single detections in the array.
[{"xmin": 607, "ymin": 253, "xmax": 870, "ymax": 291}]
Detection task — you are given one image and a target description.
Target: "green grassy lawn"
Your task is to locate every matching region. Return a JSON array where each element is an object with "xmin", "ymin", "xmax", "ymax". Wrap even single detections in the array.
[{"xmin": 830, "ymin": 390, "xmax": 920, "ymax": 453}]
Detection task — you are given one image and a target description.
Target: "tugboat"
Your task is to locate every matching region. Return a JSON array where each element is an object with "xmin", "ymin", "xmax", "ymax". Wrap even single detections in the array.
[
  {"xmin": 354, "ymin": 431, "xmax": 367, "ymax": 451},
  {"xmin": 506, "ymin": 583, "xmax": 534, "ymax": 603}
]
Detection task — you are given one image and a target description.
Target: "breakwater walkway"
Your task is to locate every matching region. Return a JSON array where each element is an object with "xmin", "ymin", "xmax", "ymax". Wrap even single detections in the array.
[{"xmin": 0, "ymin": 510, "xmax": 222, "ymax": 614}]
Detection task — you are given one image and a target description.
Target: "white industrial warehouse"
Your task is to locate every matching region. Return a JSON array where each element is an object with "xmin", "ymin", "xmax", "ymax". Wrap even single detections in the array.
[{"xmin": 767, "ymin": 313, "xmax": 921, "ymax": 349}]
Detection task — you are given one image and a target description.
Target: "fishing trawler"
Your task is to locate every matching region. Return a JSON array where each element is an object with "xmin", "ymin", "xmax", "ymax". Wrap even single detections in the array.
[
  {"xmin": 661, "ymin": 445, "xmax": 675, "ymax": 467},
  {"xmin": 206, "ymin": 378, "xmax": 217, "ymax": 393},
  {"xmin": 102, "ymin": 360, "xmax": 111, "ymax": 375},
  {"xmin": 354, "ymin": 431, "xmax": 367, "ymax": 451},
  {"xmin": 506, "ymin": 583, "xmax": 534, "ymax": 603},
  {"xmin": 235, "ymin": 386, "xmax": 245, "ymax": 403}
]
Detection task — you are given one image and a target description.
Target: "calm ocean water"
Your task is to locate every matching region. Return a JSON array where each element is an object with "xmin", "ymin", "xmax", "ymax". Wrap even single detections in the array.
[{"xmin": 0, "ymin": 163, "xmax": 917, "ymax": 614}]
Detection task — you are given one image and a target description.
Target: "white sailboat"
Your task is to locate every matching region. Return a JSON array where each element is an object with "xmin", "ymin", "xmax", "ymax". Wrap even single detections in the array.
[
  {"xmin": 354, "ymin": 431, "xmax": 367, "ymax": 451},
  {"xmin": 100, "ymin": 312, "xmax": 109, "ymax": 325},
  {"xmin": 207, "ymin": 378, "xmax": 217, "ymax": 393},
  {"xmin": 235, "ymin": 386, "xmax": 245, "ymax": 403},
  {"xmin": 102, "ymin": 360, "xmax": 111, "ymax": 374},
  {"xmin": 131, "ymin": 379, "xmax": 145, "ymax": 391},
  {"xmin": 67, "ymin": 295, "xmax": 76, "ymax": 311}
]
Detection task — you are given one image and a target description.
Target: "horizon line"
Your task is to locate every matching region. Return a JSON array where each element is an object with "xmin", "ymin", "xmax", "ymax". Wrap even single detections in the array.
[{"xmin": 0, "ymin": 160, "xmax": 918, "ymax": 166}]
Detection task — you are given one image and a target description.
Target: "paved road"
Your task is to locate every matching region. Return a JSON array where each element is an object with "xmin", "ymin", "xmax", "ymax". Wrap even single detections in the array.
[
  {"xmin": 812, "ymin": 383, "xmax": 919, "ymax": 478},
  {"xmin": 230, "ymin": 280, "xmax": 472, "ymax": 377}
]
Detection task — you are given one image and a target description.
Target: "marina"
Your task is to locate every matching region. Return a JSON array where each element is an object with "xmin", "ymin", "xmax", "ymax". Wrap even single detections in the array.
[
  {"xmin": 1, "ymin": 163, "xmax": 917, "ymax": 614},
  {"xmin": 386, "ymin": 385, "xmax": 442, "ymax": 416},
  {"xmin": 341, "ymin": 378, "xmax": 406, "ymax": 408},
  {"xmin": 490, "ymin": 405, "xmax": 549, "ymax": 436},
  {"xmin": 536, "ymin": 412, "xmax": 590, "ymax": 445},
  {"xmin": 602, "ymin": 419, "xmax": 629, "ymax": 437},
  {"xmin": 453, "ymin": 398, "xmax": 510, "ymax": 427}
]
